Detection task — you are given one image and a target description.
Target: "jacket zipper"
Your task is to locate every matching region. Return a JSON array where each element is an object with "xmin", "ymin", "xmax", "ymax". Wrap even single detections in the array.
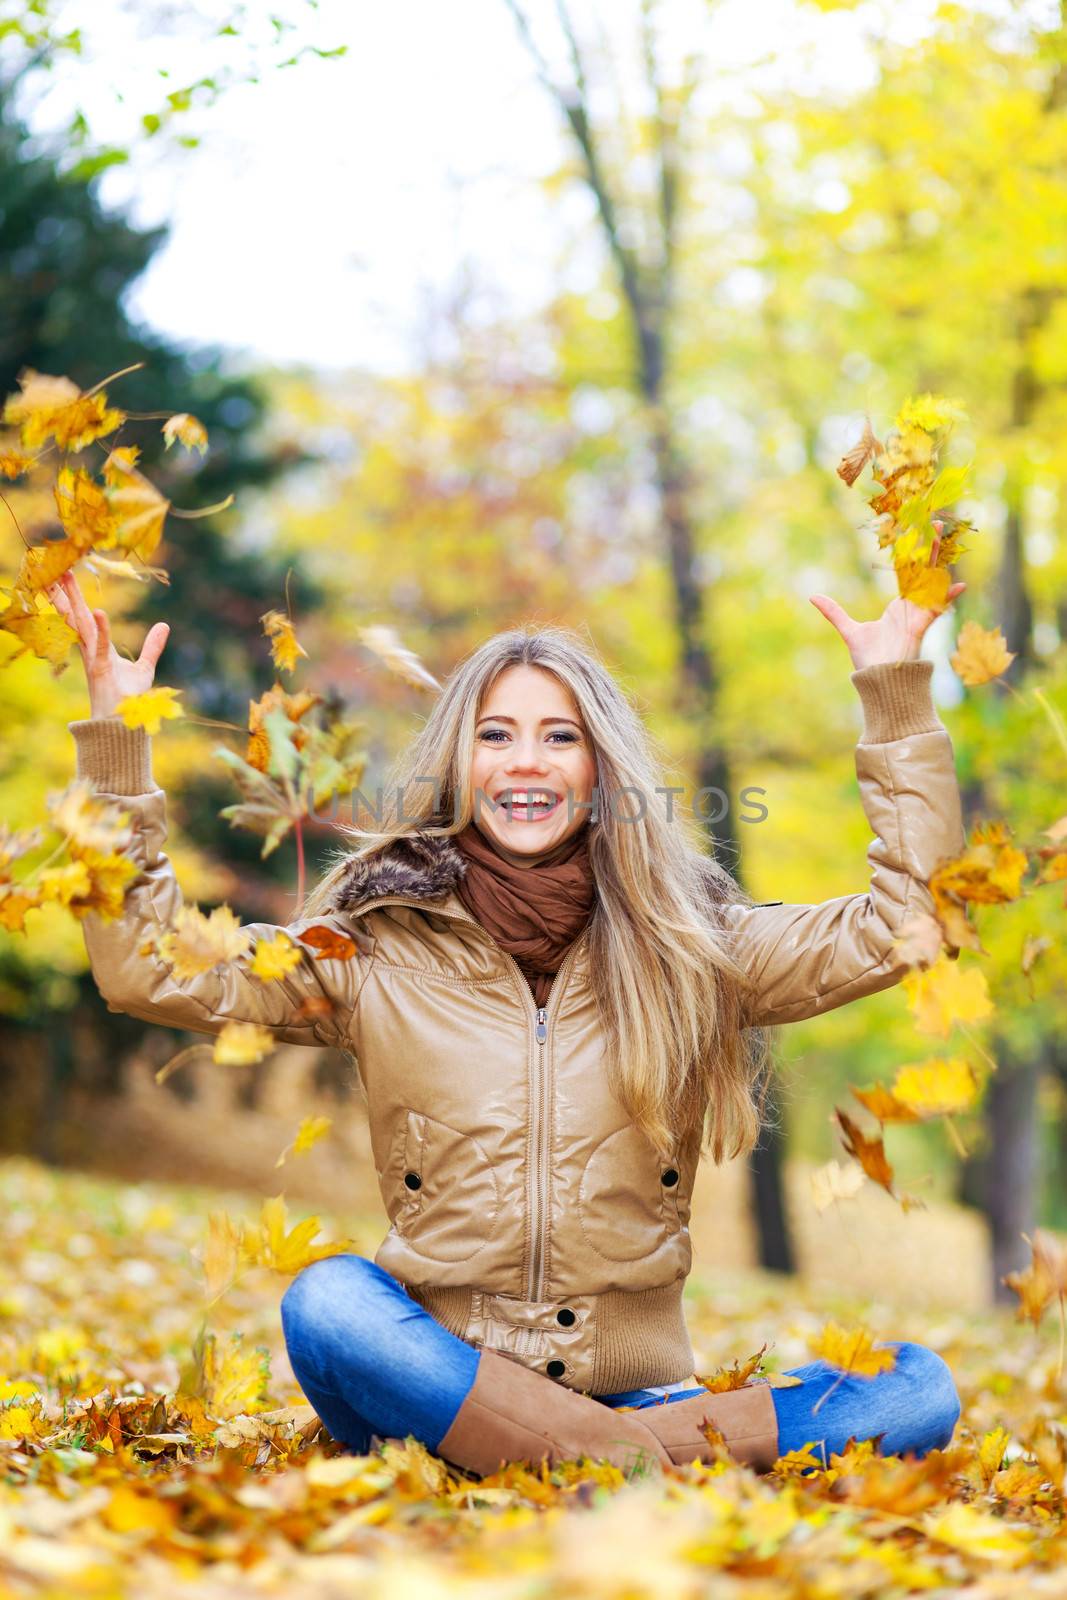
[{"xmin": 348, "ymin": 893, "xmax": 586, "ymax": 1303}]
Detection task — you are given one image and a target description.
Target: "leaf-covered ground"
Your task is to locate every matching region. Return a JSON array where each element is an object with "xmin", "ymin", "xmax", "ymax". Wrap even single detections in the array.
[{"xmin": 1, "ymin": 1155, "xmax": 1064, "ymax": 1599}]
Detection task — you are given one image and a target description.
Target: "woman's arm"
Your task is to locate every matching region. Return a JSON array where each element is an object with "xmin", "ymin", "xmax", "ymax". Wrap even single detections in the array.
[
  {"xmin": 68, "ymin": 715, "xmax": 365, "ymax": 1046},
  {"xmin": 50, "ymin": 570, "xmax": 364, "ymax": 1047},
  {"xmin": 722, "ymin": 657, "xmax": 966, "ymax": 1029}
]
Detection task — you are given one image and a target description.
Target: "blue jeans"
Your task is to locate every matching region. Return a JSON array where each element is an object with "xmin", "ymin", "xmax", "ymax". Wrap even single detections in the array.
[{"xmin": 280, "ymin": 1254, "xmax": 961, "ymax": 1463}]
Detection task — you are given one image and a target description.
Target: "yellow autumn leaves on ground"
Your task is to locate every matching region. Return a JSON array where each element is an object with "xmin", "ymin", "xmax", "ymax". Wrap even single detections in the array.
[{"xmin": 1, "ymin": 1156, "xmax": 1063, "ymax": 1596}]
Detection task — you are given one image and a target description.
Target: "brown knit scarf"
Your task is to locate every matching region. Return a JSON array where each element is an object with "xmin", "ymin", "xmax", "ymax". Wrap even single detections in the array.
[{"xmin": 451, "ymin": 820, "xmax": 597, "ymax": 1007}]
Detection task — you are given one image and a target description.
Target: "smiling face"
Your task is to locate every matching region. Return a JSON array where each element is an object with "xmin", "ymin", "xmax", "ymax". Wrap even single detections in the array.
[{"xmin": 469, "ymin": 664, "xmax": 597, "ymax": 857}]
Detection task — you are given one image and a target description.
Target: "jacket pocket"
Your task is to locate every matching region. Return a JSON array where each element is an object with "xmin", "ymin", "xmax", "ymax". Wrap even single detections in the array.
[
  {"xmin": 384, "ymin": 1109, "xmax": 501, "ymax": 1265},
  {"xmin": 577, "ymin": 1125, "xmax": 682, "ymax": 1264}
]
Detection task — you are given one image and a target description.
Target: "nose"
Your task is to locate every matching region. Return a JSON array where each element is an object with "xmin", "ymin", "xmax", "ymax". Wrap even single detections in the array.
[{"xmin": 504, "ymin": 737, "xmax": 551, "ymax": 772}]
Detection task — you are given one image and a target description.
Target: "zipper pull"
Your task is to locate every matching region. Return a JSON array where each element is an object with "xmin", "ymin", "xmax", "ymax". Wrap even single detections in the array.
[{"xmin": 536, "ymin": 1007, "xmax": 547, "ymax": 1044}]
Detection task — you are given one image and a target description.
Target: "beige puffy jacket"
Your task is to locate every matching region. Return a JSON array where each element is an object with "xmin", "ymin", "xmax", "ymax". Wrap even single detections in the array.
[{"xmin": 69, "ymin": 658, "xmax": 966, "ymax": 1395}]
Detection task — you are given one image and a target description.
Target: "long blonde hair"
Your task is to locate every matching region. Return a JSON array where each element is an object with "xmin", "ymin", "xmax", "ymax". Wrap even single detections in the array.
[{"xmin": 301, "ymin": 623, "xmax": 772, "ymax": 1162}]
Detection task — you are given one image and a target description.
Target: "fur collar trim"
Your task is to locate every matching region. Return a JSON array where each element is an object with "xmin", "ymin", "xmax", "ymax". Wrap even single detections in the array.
[{"xmin": 326, "ymin": 831, "xmax": 469, "ymax": 915}]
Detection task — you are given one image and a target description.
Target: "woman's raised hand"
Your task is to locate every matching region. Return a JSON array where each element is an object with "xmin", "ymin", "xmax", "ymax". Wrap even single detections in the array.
[
  {"xmin": 809, "ymin": 520, "xmax": 967, "ymax": 670},
  {"xmin": 46, "ymin": 569, "xmax": 170, "ymax": 721}
]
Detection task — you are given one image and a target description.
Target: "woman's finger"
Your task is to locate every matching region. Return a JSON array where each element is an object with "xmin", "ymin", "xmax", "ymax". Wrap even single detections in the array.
[
  {"xmin": 809, "ymin": 593, "xmax": 857, "ymax": 642},
  {"xmin": 59, "ymin": 570, "xmax": 99, "ymax": 649},
  {"xmin": 90, "ymin": 607, "xmax": 112, "ymax": 676},
  {"xmin": 137, "ymin": 621, "xmax": 170, "ymax": 672}
]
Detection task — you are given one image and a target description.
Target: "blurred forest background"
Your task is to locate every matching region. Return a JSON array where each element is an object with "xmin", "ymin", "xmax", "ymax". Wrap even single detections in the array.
[{"xmin": 1, "ymin": 0, "xmax": 1066, "ymax": 1318}]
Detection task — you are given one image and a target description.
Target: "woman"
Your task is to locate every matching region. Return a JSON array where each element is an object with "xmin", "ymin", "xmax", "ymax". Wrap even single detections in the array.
[{"xmin": 53, "ymin": 563, "xmax": 966, "ymax": 1478}]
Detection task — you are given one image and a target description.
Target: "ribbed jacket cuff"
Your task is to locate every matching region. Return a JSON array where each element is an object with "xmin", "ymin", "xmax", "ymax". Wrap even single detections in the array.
[
  {"xmin": 849, "ymin": 658, "xmax": 942, "ymax": 744},
  {"xmin": 68, "ymin": 717, "xmax": 155, "ymax": 795}
]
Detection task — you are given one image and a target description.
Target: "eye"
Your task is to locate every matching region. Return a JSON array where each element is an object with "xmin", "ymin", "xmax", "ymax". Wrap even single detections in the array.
[{"xmin": 478, "ymin": 729, "xmax": 580, "ymax": 745}]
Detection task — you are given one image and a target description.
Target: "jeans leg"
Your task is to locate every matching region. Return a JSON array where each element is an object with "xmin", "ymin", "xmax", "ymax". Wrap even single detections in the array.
[
  {"xmin": 770, "ymin": 1338, "xmax": 962, "ymax": 1462},
  {"xmin": 280, "ymin": 1254, "xmax": 481, "ymax": 1454}
]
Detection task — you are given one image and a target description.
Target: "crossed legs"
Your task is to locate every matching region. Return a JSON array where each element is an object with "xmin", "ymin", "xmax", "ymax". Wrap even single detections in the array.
[{"xmin": 280, "ymin": 1254, "xmax": 961, "ymax": 1465}]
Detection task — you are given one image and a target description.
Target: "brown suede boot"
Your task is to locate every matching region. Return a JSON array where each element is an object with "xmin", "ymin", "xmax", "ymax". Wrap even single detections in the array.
[
  {"xmin": 434, "ymin": 1350, "xmax": 780, "ymax": 1478},
  {"xmin": 633, "ymin": 1380, "xmax": 780, "ymax": 1472}
]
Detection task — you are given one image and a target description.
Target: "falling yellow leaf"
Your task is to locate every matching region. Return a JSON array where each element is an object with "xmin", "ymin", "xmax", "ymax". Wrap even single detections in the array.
[
  {"xmin": 103, "ymin": 444, "xmax": 170, "ymax": 561},
  {"xmin": 162, "ymin": 412, "xmax": 208, "ymax": 453},
  {"xmin": 357, "ymin": 624, "xmax": 440, "ymax": 691},
  {"xmin": 239, "ymin": 1194, "xmax": 356, "ymax": 1275},
  {"xmin": 951, "ymin": 620, "xmax": 1016, "ymax": 686},
  {"xmin": 3, "ymin": 368, "xmax": 125, "ymax": 452},
  {"xmin": 890, "ymin": 1056, "xmax": 980, "ymax": 1119},
  {"xmin": 114, "ymin": 686, "xmax": 184, "ymax": 735},
  {"xmin": 0, "ymin": 448, "xmax": 33, "ymax": 479},
  {"xmin": 809, "ymin": 1322, "xmax": 899, "ymax": 1378},
  {"xmin": 261, "ymin": 609, "xmax": 308, "ymax": 675},
  {"xmin": 199, "ymin": 1331, "xmax": 272, "ymax": 1419},
  {"xmin": 155, "ymin": 903, "xmax": 252, "ymax": 980},
  {"xmin": 810, "ymin": 1159, "xmax": 867, "ymax": 1212},
  {"xmin": 249, "ymin": 932, "xmax": 303, "ymax": 981},
  {"xmin": 0, "ymin": 595, "xmax": 80, "ymax": 664},
  {"xmin": 901, "ymin": 953, "xmax": 994, "ymax": 1038},
  {"xmin": 54, "ymin": 466, "xmax": 118, "ymax": 549},
  {"xmin": 276, "ymin": 1115, "xmax": 333, "ymax": 1167},
  {"xmin": 46, "ymin": 779, "xmax": 132, "ymax": 853},
  {"xmin": 0, "ymin": 884, "xmax": 43, "ymax": 931},
  {"xmin": 212, "ymin": 1021, "xmax": 276, "ymax": 1066},
  {"xmin": 202, "ymin": 1211, "xmax": 241, "ymax": 1301}
]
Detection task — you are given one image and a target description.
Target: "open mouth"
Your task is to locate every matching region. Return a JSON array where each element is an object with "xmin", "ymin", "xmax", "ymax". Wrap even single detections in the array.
[{"xmin": 493, "ymin": 789, "xmax": 563, "ymax": 822}]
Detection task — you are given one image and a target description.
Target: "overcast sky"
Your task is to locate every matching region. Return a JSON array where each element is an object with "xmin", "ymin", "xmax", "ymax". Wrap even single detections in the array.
[{"xmin": 9, "ymin": 0, "xmax": 1006, "ymax": 375}]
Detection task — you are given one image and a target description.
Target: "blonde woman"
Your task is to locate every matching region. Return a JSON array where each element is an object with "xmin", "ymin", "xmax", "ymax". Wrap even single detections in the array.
[{"xmin": 54, "ymin": 560, "xmax": 966, "ymax": 1477}]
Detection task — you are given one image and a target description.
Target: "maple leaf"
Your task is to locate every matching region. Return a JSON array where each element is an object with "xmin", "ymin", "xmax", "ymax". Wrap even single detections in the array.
[
  {"xmin": 238, "ymin": 1194, "xmax": 356, "ymax": 1275},
  {"xmin": 246, "ymin": 682, "xmax": 322, "ymax": 773},
  {"xmin": 358, "ymin": 624, "xmax": 440, "ymax": 691},
  {"xmin": 14, "ymin": 536, "xmax": 87, "ymax": 594},
  {"xmin": 261, "ymin": 609, "xmax": 308, "ymax": 675},
  {"xmin": 63, "ymin": 846, "xmax": 140, "ymax": 921},
  {"xmin": 0, "ymin": 590, "xmax": 80, "ymax": 664},
  {"xmin": 276, "ymin": 1114, "xmax": 333, "ymax": 1168},
  {"xmin": 834, "ymin": 1106, "xmax": 898, "ymax": 1197},
  {"xmin": 901, "ymin": 952, "xmax": 994, "ymax": 1037},
  {"xmin": 155, "ymin": 903, "xmax": 252, "ymax": 979},
  {"xmin": 0, "ymin": 448, "xmax": 33, "ymax": 479},
  {"xmin": 897, "ymin": 560, "xmax": 952, "ymax": 611},
  {"xmin": 202, "ymin": 1211, "xmax": 242, "ymax": 1302},
  {"xmin": 38, "ymin": 859, "xmax": 91, "ymax": 907},
  {"xmin": 3, "ymin": 368, "xmax": 125, "ymax": 451},
  {"xmin": 162, "ymin": 412, "xmax": 208, "ymax": 453},
  {"xmin": 83, "ymin": 552, "xmax": 170, "ymax": 584},
  {"xmin": 46, "ymin": 779, "xmax": 132, "ymax": 853},
  {"xmin": 103, "ymin": 445, "xmax": 170, "ymax": 561},
  {"xmin": 249, "ymin": 932, "xmax": 302, "ymax": 981},
  {"xmin": 951, "ymin": 619, "xmax": 1016, "ymax": 685},
  {"xmin": 196, "ymin": 1329, "xmax": 272, "ymax": 1420},
  {"xmin": 0, "ymin": 822, "xmax": 45, "ymax": 875},
  {"xmin": 114, "ymin": 686, "xmax": 184, "ymax": 736},
  {"xmin": 810, "ymin": 1158, "xmax": 866, "ymax": 1211},
  {"xmin": 696, "ymin": 1342, "xmax": 768, "ymax": 1392},
  {"xmin": 0, "ymin": 884, "xmax": 43, "ymax": 931},
  {"xmin": 215, "ymin": 746, "xmax": 298, "ymax": 859},
  {"xmin": 892, "ymin": 912, "xmax": 945, "ymax": 969},
  {"xmin": 809, "ymin": 1322, "xmax": 898, "ymax": 1378},
  {"xmin": 53, "ymin": 466, "xmax": 118, "ymax": 549},
  {"xmin": 1002, "ymin": 1228, "xmax": 1067, "ymax": 1327},
  {"xmin": 212, "ymin": 1021, "xmax": 276, "ymax": 1066},
  {"xmin": 890, "ymin": 1056, "xmax": 980, "ymax": 1118},
  {"xmin": 836, "ymin": 415, "xmax": 884, "ymax": 487},
  {"xmin": 296, "ymin": 924, "xmax": 358, "ymax": 960}
]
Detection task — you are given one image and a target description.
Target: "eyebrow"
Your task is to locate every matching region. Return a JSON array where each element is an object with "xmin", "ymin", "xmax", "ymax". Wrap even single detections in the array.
[{"xmin": 476, "ymin": 714, "xmax": 583, "ymax": 729}]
